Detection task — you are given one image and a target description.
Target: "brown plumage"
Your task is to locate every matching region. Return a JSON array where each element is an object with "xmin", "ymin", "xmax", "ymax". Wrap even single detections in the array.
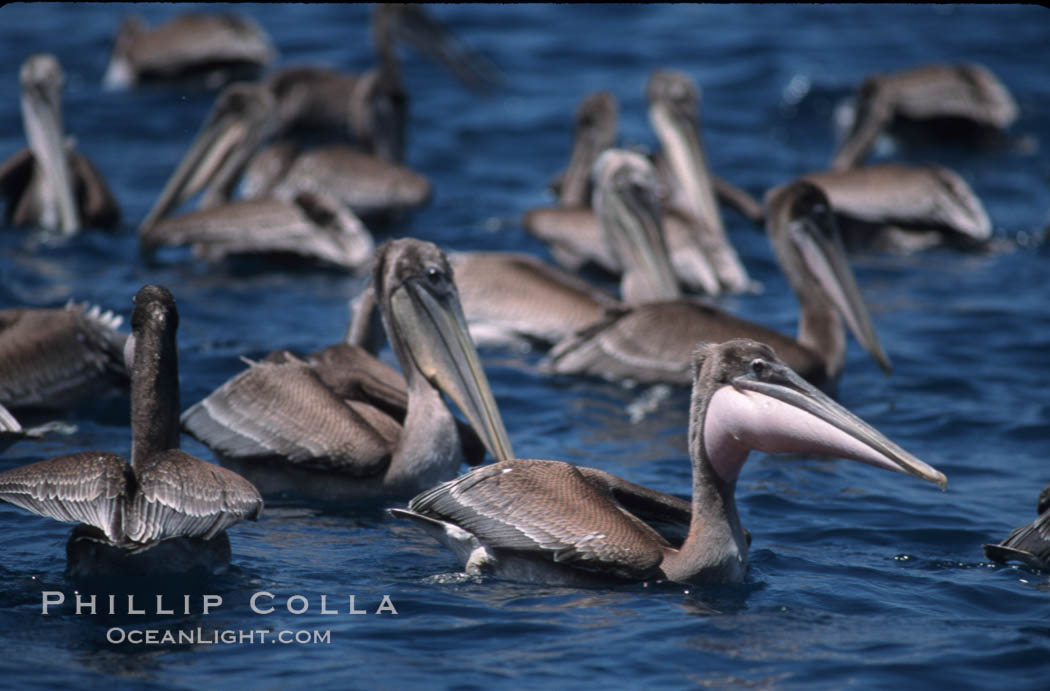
[
  {"xmin": 394, "ymin": 339, "xmax": 945, "ymax": 586},
  {"xmin": 0, "ymin": 285, "xmax": 262, "ymax": 576}
]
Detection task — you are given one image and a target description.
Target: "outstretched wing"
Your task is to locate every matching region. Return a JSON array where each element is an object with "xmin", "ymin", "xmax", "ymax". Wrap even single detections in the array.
[
  {"xmin": 0, "ymin": 304, "xmax": 128, "ymax": 409},
  {"xmin": 125, "ymin": 449, "xmax": 263, "ymax": 543},
  {"xmin": 983, "ymin": 512, "xmax": 1050, "ymax": 571},
  {"xmin": 406, "ymin": 459, "xmax": 669, "ymax": 580},
  {"xmin": 0, "ymin": 451, "xmax": 127, "ymax": 542},
  {"xmin": 181, "ymin": 357, "xmax": 396, "ymax": 476}
]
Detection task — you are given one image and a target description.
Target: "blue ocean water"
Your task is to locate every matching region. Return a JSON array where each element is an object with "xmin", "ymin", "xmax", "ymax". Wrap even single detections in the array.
[{"xmin": 1, "ymin": 3, "xmax": 1049, "ymax": 688}]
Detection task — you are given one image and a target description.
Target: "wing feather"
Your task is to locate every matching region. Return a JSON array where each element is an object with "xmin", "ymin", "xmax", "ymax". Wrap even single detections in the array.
[
  {"xmin": 181, "ymin": 358, "xmax": 394, "ymax": 476},
  {"xmin": 408, "ymin": 459, "xmax": 668, "ymax": 579},
  {"xmin": 125, "ymin": 450, "xmax": 262, "ymax": 543},
  {"xmin": 0, "ymin": 451, "xmax": 127, "ymax": 541}
]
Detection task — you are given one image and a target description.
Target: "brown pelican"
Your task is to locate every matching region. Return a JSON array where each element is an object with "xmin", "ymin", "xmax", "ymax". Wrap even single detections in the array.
[
  {"xmin": 103, "ymin": 13, "xmax": 277, "ymax": 90},
  {"xmin": 444, "ymin": 149, "xmax": 679, "ymax": 350},
  {"xmin": 983, "ymin": 484, "xmax": 1050, "ymax": 571},
  {"xmin": 181, "ymin": 238, "xmax": 514, "ymax": 501},
  {"xmin": 392, "ymin": 338, "xmax": 945, "ymax": 586},
  {"xmin": 802, "ymin": 164, "xmax": 993, "ymax": 253},
  {"xmin": 0, "ymin": 301, "xmax": 128, "ymax": 417},
  {"xmin": 139, "ymin": 190, "xmax": 374, "ymax": 270},
  {"xmin": 524, "ymin": 86, "xmax": 759, "ymax": 295},
  {"xmin": 0, "ymin": 285, "xmax": 262, "ymax": 578},
  {"xmin": 545, "ymin": 181, "xmax": 891, "ymax": 392},
  {"xmin": 832, "ymin": 63, "xmax": 1019, "ymax": 171},
  {"xmin": 137, "ymin": 5, "xmax": 496, "ymax": 232},
  {"xmin": 0, "ymin": 54, "xmax": 120, "ymax": 235},
  {"xmin": 647, "ymin": 70, "xmax": 752, "ymax": 294}
]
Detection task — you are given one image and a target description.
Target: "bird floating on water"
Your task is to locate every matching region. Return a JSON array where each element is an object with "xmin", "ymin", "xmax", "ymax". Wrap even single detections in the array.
[
  {"xmin": 182, "ymin": 238, "xmax": 514, "ymax": 502},
  {"xmin": 832, "ymin": 63, "xmax": 1018, "ymax": 171},
  {"xmin": 103, "ymin": 12, "xmax": 277, "ymax": 90},
  {"xmin": 393, "ymin": 338, "xmax": 946, "ymax": 586},
  {"xmin": 545, "ymin": 180, "xmax": 890, "ymax": 391},
  {"xmin": 1, "ymin": 54, "xmax": 120, "ymax": 235},
  {"xmin": 0, "ymin": 285, "xmax": 263, "ymax": 578}
]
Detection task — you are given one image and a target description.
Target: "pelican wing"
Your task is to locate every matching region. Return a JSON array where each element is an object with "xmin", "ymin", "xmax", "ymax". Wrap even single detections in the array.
[
  {"xmin": 983, "ymin": 512, "xmax": 1050, "ymax": 570},
  {"xmin": 181, "ymin": 358, "xmax": 395, "ymax": 476},
  {"xmin": 124, "ymin": 449, "xmax": 262, "ymax": 543},
  {"xmin": 141, "ymin": 197, "xmax": 371, "ymax": 270},
  {"xmin": 0, "ymin": 148, "xmax": 34, "ymax": 220},
  {"xmin": 305, "ymin": 342, "xmax": 487, "ymax": 467},
  {"xmin": 303, "ymin": 343, "xmax": 409, "ymax": 418},
  {"xmin": 68, "ymin": 151, "xmax": 121, "ymax": 230},
  {"xmin": 0, "ymin": 305, "xmax": 128, "ymax": 409},
  {"xmin": 546, "ymin": 300, "xmax": 824, "ymax": 387},
  {"xmin": 407, "ymin": 459, "xmax": 669, "ymax": 580},
  {"xmin": 575, "ymin": 466, "xmax": 692, "ymax": 545},
  {"xmin": 0, "ymin": 451, "xmax": 127, "ymax": 542}
]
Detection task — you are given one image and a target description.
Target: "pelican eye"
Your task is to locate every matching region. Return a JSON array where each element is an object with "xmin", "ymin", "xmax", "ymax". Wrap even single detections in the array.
[
  {"xmin": 425, "ymin": 266, "xmax": 444, "ymax": 284},
  {"xmin": 750, "ymin": 358, "xmax": 768, "ymax": 376}
]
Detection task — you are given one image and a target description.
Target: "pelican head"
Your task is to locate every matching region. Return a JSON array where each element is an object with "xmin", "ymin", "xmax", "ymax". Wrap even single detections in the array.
[
  {"xmin": 765, "ymin": 181, "xmax": 892, "ymax": 377},
  {"xmin": 20, "ymin": 54, "xmax": 78, "ymax": 234},
  {"xmin": 138, "ymin": 81, "xmax": 277, "ymax": 234},
  {"xmin": 556, "ymin": 91, "xmax": 619, "ymax": 206},
  {"xmin": 691, "ymin": 339, "xmax": 945, "ymax": 491},
  {"xmin": 374, "ymin": 238, "xmax": 514, "ymax": 462},
  {"xmin": 592, "ymin": 149, "xmax": 680, "ymax": 303}
]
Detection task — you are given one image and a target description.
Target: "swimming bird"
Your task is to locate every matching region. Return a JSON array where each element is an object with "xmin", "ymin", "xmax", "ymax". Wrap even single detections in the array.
[
  {"xmin": 103, "ymin": 12, "xmax": 276, "ymax": 90},
  {"xmin": 0, "ymin": 301, "xmax": 128, "ymax": 417},
  {"xmin": 832, "ymin": 63, "xmax": 1019, "ymax": 171},
  {"xmin": 983, "ymin": 484, "xmax": 1050, "ymax": 571},
  {"xmin": 0, "ymin": 285, "xmax": 262, "ymax": 578},
  {"xmin": 0, "ymin": 54, "xmax": 119, "ymax": 234},
  {"xmin": 545, "ymin": 181, "xmax": 891, "ymax": 392},
  {"xmin": 447, "ymin": 149, "xmax": 679, "ymax": 350},
  {"xmin": 646, "ymin": 70, "xmax": 752, "ymax": 294},
  {"xmin": 802, "ymin": 164, "xmax": 993, "ymax": 253},
  {"xmin": 525, "ymin": 84, "xmax": 759, "ymax": 295},
  {"xmin": 181, "ymin": 238, "xmax": 514, "ymax": 502},
  {"xmin": 139, "ymin": 190, "xmax": 375, "ymax": 271},
  {"xmin": 137, "ymin": 5, "xmax": 495, "ymax": 232},
  {"xmin": 392, "ymin": 338, "xmax": 946, "ymax": 586}
]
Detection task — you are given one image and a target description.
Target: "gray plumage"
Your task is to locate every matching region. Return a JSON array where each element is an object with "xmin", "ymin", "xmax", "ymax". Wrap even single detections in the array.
[
  {"xmin": 544, "ymin": 181, "xmax": 889, "ymax": 390},
  {"xmin": 103, "ymin": 12, "xmax": 276, "ymax": 90},
  {"xmin": 983, "ymin": 484, "xmax": 1050, "ymax": 570},
  {"xmin": 833, "ymin": 63, "xmax": 1018, "ymax": 171},
  {"xmin": 1, "ymin": 54, "xmax": 120, "ymax": 233},
  {"xmin": 0, "ymin": 285, "xmax": 262, "ymax": 573},
  {"xmin": 182, "ymin": 239, "xmax": 513, "ymax": 501},
  {"xmin": 0, "ymin": 301, "xmax": 128, "ymax": 411},
  {"xmin": 394, "ymin": 339, "xmax": 945, "ymax": 586}
]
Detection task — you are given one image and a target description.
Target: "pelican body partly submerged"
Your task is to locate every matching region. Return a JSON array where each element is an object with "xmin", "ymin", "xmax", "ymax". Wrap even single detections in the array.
[
  {"xmin": 545, "ymin": 180, "xmax": 890, "ymax": 391},
  {"xmin": 1, "ymin": 54, "xmax": 120, "ymax": 235},
  {"xmin": 181, "ymin": 238, "xmax": 514, "ymax": 502},
  {"xmin": 393, "ymin": 339, "xmax": 945, "ymax": 586},
  {"xmin": 0, "ymin": 286, "xmax": 262, "ymax": 578}
]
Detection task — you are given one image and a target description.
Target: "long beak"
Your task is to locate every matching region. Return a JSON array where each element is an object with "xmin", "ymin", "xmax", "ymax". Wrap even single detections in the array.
[
  {"xmin": 596, "ymin": 169, "xmax": 681, "ymax": 303},
  {"xmin": 388, "ymin": 279, "xmax": 514, "ymax": 462},
  {"xmin": 649, "ymin": 100, "xmax": 751, "ymax": 293},
  {"xmin": 389, "ymin": 5, "xmax": 504, "ymax": 92},
  {"xmin": 21, "ymin": 78, "xmax": 78, "ymax": 234},
  {"xmin": 789, "ymin": 208, "xmax": 892, "ymax": 373},
  {"xmin": 138, "ymin": 84, "xmax": 275, "ymax": 234},
  {"xmin": 727, "ymin": 362, "xmax": 945, "ymax": 488}
]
